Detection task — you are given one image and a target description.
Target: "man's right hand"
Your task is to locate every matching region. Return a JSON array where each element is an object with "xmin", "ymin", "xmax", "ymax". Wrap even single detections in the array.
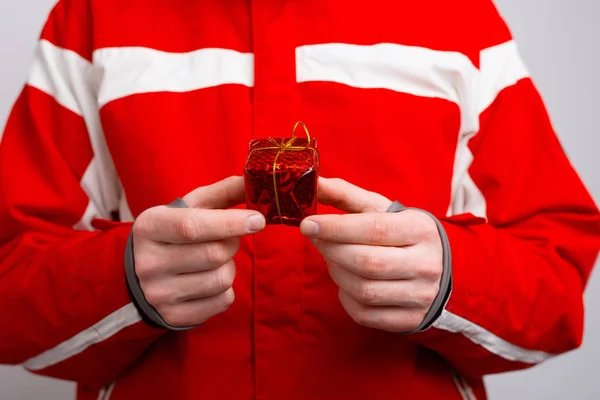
[{"xmin": 131, "ymin": 176, "xmax": 265, "ymax": 327}]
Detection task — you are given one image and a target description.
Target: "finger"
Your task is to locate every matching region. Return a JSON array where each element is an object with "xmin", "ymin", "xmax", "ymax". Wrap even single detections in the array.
[
  {"xmin": 329, "ymin": 263, "xmax": 438, "ymax": 307},
  {"xmin": 183, "ymin": 176, "xmax": 246, "ymax": 209},
  {"xmin": 134, "ymin": 238, "xmax": 238, "ymax": 281},
  {"xmin": 315, "ymin": 241, "xmax": 416, "ymax": 279},
  {"xmin": 151, "ymin": 238, "xmax": 240, "ymax": 275},
  {"xmin": 317, "ymin": 177, "xmax": 392, "ymax": 213},
  {"xmin": 159, "ymin": 288, "xmax": 236, "ymax": 327},
  {"xmin": 137, "ymin": 207, "xmax": 265, "ymax": 244},
  {"xmin": 140, "ymin": 260, "xmax": 236, "ymax": 306},
  {"xmin": 171, "ymin": 261, "xmax": 236, "ymax": 302},
  {"xmin": 338, "ymin": 290, "xmax": 425, "ymax": 333},
  {"xmin": 301, "ymin": 210, "xmax": 432, "ymax": 245}
]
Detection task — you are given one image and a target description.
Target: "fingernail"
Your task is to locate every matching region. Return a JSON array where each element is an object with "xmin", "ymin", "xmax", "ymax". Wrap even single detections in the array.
[
  {"xmin": 247, "ymin": 214, "xmax": 266, "ymax": 232},
  {"xmin": 301, "ymin": 220, "xmax": 319, "ymax": 237}
]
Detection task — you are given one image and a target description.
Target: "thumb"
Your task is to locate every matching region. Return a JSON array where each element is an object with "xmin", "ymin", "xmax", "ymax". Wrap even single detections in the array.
[
  {"xmin": 317, "ymin": 177, "xmax": 392, "ymax": 213},
  {"xmin": 183, "ymin": 176, "xmax": 247, "ymax": 209}
]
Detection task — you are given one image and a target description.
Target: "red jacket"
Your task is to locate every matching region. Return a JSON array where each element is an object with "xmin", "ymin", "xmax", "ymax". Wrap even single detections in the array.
[{"xmin": 1, "ymin": 1, "xmax": 599, "ymax": 399}]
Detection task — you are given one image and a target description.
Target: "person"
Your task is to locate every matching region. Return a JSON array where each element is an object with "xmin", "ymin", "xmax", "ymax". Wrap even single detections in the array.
[{"xmin": 0, "ymin": 0, "xmax": 599, "ymax": 399}]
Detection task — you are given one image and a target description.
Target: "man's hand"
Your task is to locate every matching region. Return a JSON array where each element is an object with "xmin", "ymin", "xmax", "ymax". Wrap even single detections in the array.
[
  {"xmin": 300, "ymin": 178, "xmax": 443, "ymax": 333},
  {"xmin": 132, "ymin": 176, "xmax": 266, "ymax": 327}
]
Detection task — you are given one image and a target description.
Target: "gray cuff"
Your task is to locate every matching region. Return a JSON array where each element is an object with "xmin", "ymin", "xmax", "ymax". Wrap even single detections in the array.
[
  {"xmin": 386, "ymin": 200, "xmax": 452, "ymax": 333},
  {"xmin": 125, "ymin": 198, "xmax": 198, "ymax": 331}
]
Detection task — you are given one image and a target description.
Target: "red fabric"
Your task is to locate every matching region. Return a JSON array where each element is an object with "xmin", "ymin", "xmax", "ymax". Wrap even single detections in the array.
[
  {"xmin": 408, "ymin": 77, "xmax": 600, "ymax": 379},
  {"xmin": 1, "ymin": 0, "xmax": 598, "ymax": 399}
]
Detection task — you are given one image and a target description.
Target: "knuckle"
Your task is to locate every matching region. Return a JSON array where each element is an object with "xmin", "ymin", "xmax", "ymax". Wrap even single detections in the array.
[
  {"xmin": 223, "ymin": 288, "xmax": 236, "ymax": 308},
  {"xmin": 134, "ymin": 251, "xmax": 160, "ymax": 280},
  {"xmin": 422, "ymin": 224, "xmax": 439, "ymax": 242},
  {"xmin": 161, "ymin": 307, "xmax": 189, "ymax": 327},
  {"xmin": 357, "ymin": 252, "xmax": 385, "ymax": 277},
  {"xmin": 210, "ymin": 266, "xmax": 234, "ymax": 293},
  {"xmin": 367, "ymin": 218, "xmax": 390, "ymax": 243},
  {"xmin": 352, "ymin": 308, "xmax": 375, "ymax": 329},
  {"xmin": 356, "ymin": 280, "xmax": 379, "ymax": 305},
  {"xmin": 416, "ymin": 286, "xmax": 439, "ymax": 307},
  {"xmin": 224, "ymin": 217, "xmax": 238, "ymax": 238},
  {"xmin": 132, "ymin": 210, "xmax": 155, "ymax": 238},
  {"xmin": 414, "ymin": 212, "xmax": 438, "ymax": 240},
  {"xmin": 217, "ymin": 288, "xmax": 236, "ymax": 313},
  {"xmin": 327, "ymin": 223, "xmax": 343, "ymax": 243},
  {"xmin": 208, "ymin": 271, "xmax": 225, "ymax": 293},
  {"xmin": 204, "ymin": 242, "xmax": 229, "ymax": 266},
  {"xmin": 142, "ymin": 284, "xmax": 172, "ymax": 308},
  {"xmin": 221, "ymin": 264, "xmax": 236, "ymax": 289},
  {"xmin": 402, "ymin": 211, "xmax": 420, "ymax": 235},
  {"xmin": 419, "ymin": 256, "xmax": 443, "ymax": 280},
  {"xmin": 402, "ymin": 310, "xmax": 426, "ymax": 332},
  {"xmin": 177, "ymin": 215, "xmax": 201, "ymax": 242}
]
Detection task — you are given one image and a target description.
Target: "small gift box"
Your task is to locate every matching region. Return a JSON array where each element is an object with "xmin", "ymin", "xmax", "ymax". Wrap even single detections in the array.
[{"xmin": 244, "ymin": 122, "xmax": 320, "ymax": 226}]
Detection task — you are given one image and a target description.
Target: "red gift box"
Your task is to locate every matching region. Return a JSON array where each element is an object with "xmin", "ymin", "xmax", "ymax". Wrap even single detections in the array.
[{"xmin": 244, "ymin": 122, "xmax": 320, "ymax": 226}]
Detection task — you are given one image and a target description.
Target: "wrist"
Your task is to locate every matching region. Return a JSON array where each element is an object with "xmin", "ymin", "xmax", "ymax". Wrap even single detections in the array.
[
  {"xmin": 125, "ymin": 198, "xmax": 198, "ymax": 331},
  {"xmin": 386, "ymin": 201, "xmax": 453, "ymax": 333}
]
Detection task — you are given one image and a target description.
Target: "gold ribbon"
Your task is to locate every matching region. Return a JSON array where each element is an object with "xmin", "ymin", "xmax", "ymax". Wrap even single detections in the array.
[{"xmin": 249, "ymin": 121, "xmax": 318, "ymax": 223}]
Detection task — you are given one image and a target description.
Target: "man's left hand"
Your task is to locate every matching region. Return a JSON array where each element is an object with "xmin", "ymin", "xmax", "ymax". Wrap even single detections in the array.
[{"xmin": 300, "ymin": 177, "xmax": 443, "ymax": 333}]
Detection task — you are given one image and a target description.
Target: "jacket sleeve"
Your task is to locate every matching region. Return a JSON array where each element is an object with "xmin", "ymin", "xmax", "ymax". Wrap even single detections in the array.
[
  {"xmin": 0, "ymin": 0, "xmax": 164, "ymax": 390},
  {"xmin": 409, "ymin": 2, "xmax": 600, "ymax": 378}
]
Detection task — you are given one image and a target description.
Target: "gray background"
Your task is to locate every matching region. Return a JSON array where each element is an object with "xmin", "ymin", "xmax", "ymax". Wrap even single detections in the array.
[{"xmin": 0, "ymin": 0, "xmax": 598, "ymax": 399}]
